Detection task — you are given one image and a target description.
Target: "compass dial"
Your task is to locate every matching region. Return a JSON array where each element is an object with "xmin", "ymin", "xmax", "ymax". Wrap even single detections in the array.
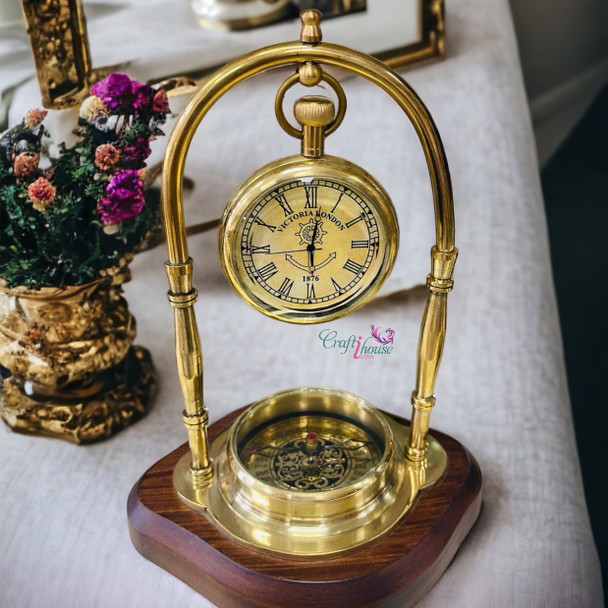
[
  {"xmin": 237, "ymin": 412, "xmax": 384, "ymax": 491},
  {"xmin": 219, "ymin": 156, "xmax": 398, "ymax": 323}
]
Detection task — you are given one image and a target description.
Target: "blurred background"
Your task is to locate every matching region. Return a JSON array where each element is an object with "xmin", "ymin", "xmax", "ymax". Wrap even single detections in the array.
[
  {"xmin": 508, "ymin": 0, "xmax": 607, "ymax": 595},
  {"xmin": 509, "ymin": 0, "xmax": 607, "ymax": 167}
]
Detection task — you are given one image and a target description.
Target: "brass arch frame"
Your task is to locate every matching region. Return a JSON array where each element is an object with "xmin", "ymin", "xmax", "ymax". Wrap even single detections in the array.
[{"xmin": 162, "ymin": 34, "xmax": 458, "ymax": 486}]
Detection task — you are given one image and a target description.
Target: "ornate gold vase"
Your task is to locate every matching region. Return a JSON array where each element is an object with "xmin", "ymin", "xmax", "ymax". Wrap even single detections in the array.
[{"xmin": 0, "ymin": 265, "xmax": 156, "ymax": 443}]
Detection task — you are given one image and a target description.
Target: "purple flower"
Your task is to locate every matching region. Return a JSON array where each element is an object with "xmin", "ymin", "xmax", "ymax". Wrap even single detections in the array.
[
  {"xmin": 97, "ymin": 169, "xmax": 146, "ymax": 225},
  {"xmin": 122, "ymin": 137, "xmax": 151, "ymax": 165},
  {"xmin": 133, "ymin": 83, "xmax": 156, "ymax": 112},
  {"xmin": 91, "ymin": 74, "xmax": 133, "ymax": 110},
  {"xmin": 91, "ymin": 73, "xmax": 155, "ymax": 115}
]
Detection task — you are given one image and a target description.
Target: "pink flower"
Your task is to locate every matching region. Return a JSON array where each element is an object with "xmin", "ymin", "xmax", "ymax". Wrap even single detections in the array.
[
  {"xmin": 28, "ymin": 177, "xmax": 56, "ymax": 211},
  {"xmin": 24, "ymin": 109, "xmax": 47, "ymax": 129},
  {"xmin": 153, "ymin": 90, "xmax": 170, "ymax": 114},
  {"xmin": 95, "ymin": 144, "xmax": 121, "ymax": 170},
  {"xmin": 14, "ymin": 152, "xmax": 39, "ymax": 178}
]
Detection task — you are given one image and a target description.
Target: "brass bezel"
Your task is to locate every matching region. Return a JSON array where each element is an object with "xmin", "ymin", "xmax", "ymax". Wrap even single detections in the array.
[{"xmin": 218, "ymin": 154, "xmax": 399, "ymax": 324}]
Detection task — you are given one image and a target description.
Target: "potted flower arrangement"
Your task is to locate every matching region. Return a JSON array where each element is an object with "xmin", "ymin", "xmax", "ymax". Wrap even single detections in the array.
[{"xmin": 0, "ymin": 74, "xmax": 170, "ymax": 443}]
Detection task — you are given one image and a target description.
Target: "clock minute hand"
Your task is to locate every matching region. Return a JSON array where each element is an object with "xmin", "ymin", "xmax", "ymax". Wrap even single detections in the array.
[{"xmin": 259, "ymin": 247, "xmax": 321, "ymax": 255}]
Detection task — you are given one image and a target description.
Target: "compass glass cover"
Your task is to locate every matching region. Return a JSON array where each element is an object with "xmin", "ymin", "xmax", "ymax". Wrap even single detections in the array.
[{"xmin": 237, "ymin": 411, "xmax": 385, "ymax": 491}]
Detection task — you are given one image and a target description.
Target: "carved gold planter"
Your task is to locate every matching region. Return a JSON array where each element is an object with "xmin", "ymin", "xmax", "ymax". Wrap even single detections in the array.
[{"xmin": 0, "ymin": 266, "xmax": 156, "ymax": 443}]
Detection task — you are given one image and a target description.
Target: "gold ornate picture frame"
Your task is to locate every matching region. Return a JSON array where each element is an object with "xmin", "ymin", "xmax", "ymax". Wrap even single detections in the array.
[{"xmin": 377, "ymin": 0, "xmax": 444, "ymax": 70}]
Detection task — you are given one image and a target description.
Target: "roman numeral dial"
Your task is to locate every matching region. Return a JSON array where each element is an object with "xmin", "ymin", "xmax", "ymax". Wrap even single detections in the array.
[
  {"xmin": 275, "ymin": 194, "xmax": 293, "ymax": 217},
  {"xmin": 304, "ymin": 185, "xmax": 318, "ymax": 208},
  {"xmin": 220, "ymin": 157, "xmax": 398, "ymax": 323}
]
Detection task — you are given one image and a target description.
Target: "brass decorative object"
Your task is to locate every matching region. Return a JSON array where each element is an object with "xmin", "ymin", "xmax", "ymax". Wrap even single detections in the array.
[
  {"xmin": 190, "ymin": 0, "xmax": 294, "ymax": 31},
  {"xmin": 174, "ymin": 387, "xmax": 447, "ymax": 558},
  {"xmin": 21, "ymin": 0, "xmax": 92, "ymax": 110},
  {"xmin": 0, "ymin": 72, "xmax": 170, "ymax": 442},
  {"xmin": 384, "ymin": 0, "xmax": 445, "ymax": 69},
  {"xmin": 0, "ymin": 265, "xmax": 156, "ymax": 443},
  {"xmin": 190, "ymin": 0, "xmax": 366, "ymax": 32},
  {"xmin": 128, "ymin": 11, "xmax": 480, "ymax": 608},
  {"xmin": 218, "ymin": 150, "xmax": 400, "ymax": 323}
]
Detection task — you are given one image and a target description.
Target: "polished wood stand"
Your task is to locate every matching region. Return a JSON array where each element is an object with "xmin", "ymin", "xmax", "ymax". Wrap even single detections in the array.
[{"xmin": 128, "ymin": 408, "xmax": 482, "ymax": 608}]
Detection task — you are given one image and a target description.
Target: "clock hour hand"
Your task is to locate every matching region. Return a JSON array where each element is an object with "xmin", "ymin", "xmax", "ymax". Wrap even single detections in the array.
[{"xmin": 307, "ymin": 210, "xmax": 323, "ymax": 269}]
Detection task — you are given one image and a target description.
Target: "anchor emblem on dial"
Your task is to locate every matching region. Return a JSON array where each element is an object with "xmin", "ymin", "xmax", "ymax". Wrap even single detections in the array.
[{"xmin": 287, "ymin": 215, "xmax": 337, "ymax": 274}]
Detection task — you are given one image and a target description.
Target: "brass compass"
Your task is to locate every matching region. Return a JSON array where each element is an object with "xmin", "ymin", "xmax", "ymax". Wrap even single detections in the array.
[
  {"xmin": 237, "ymin": 407, "xmax": 384, "ymax": 491},
  {"xmin": 129, "ymin": 10, "xmax": 481, "ymax": 608},
  {"xmin": 174, "ymin": 386, "xmax": 446, "ymax": 557}
]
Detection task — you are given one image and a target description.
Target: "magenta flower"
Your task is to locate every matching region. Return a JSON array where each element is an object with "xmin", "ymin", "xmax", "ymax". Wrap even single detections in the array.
[
  {"xmin": 91, "ymin": 74, "xmax": 155, "ymax": 115},
  {"xmin": 97, "ymin": 170, "xmax": 146, "ymax": 225},
  {"xmin": 133, "ymin": 83, "xmax": 156, "ymax": 112},
  {"xmin": 91, "ymin": 74, "xmax": 133, "ymax": 110}
]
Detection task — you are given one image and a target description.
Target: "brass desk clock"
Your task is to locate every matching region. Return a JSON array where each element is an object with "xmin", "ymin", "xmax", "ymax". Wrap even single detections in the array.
[{"xmin": 128, "ymin": 11, "xmax": 481, "ymax": 608}]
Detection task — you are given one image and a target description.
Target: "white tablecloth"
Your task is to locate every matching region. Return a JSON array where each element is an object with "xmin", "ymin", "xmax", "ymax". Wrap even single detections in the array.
[{"xmin": 0, "ymin": 1, "xmax": 603, "ymax": 607}]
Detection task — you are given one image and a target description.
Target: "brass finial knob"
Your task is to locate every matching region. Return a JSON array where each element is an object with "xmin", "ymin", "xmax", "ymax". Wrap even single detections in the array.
[
  {"xmin": 294, "ymin": 96, "xmax": 335, "ymax": 128},
  {"xmin": 300, "ymin": 9, "xmax": 322, "ymax": 44},
  {"xmin": 294, "ymin": 96, "xmax": 334, "ymax": 158}
]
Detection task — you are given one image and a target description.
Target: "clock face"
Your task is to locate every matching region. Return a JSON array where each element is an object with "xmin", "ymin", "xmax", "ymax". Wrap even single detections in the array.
[
  {"xmin": 220, "ymin": 156, "xmax": 398, "ymax": 322},
  {"xmin": 237, "ymin": 411, "xmax": 384, "ymax": 491}
]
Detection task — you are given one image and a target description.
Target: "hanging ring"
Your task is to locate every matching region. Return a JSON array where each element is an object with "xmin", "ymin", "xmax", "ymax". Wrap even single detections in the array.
[{"xmin": 275, "ymin": 66, "xmax": 347, "ymax": 139}]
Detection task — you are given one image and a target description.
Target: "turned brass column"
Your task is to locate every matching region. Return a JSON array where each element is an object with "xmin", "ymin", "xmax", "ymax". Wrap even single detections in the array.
[
  {"xmin": 165, "ymin": 259, "xmax": 213, "ymax": 486},
  {"xmin": 405, "ymin": 246, "xmax": 458, "ymax": 462}
]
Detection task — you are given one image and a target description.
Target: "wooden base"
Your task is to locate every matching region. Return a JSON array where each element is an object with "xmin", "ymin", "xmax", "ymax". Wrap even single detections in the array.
[{"xmin": 128, "ymin": 408, "xmax": 482, "ymax": 608}]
